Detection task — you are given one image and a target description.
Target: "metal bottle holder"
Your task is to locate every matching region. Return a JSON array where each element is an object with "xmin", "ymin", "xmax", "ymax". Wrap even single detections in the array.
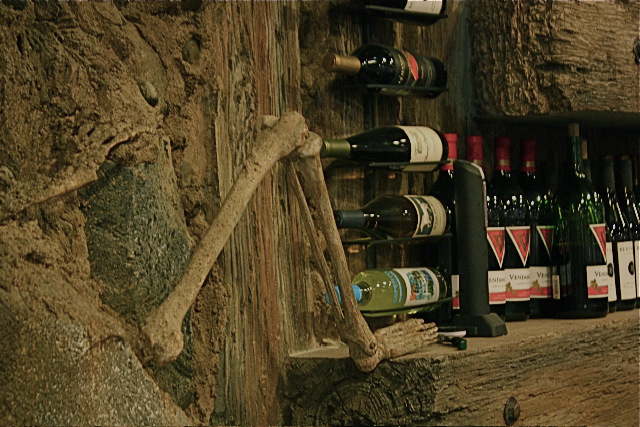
[{"xmin": 451, "ymin": 160, "xmax": 507, "ymax": 337}]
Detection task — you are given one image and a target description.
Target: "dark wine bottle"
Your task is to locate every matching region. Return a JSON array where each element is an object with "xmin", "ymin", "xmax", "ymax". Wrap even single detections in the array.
[
  {"xmin": 633, "ymin": 152, "xmax": 640, "ymax": 307},
  {"xmin": 321, "ymin": 125, "xmax": 449, "ymax": 172},
  {"xmin": 360, "ymin": 0, "xmax": 447, "ymax": 25},
  {"xmin": 600, "ymin": 156, "xmax": 635, "ymax": 311},
  {"xmin": 633, "ymin": 153, "xmax": 640, "ymax": 211},
  {"xmin": 428, "ymin": 133, "xmax": 458, "ymax": 316},
  {"xmin": 517, "ymin": 139, "xmax": 554, "ymax": 318},
  {"xmin": 615, "ymin": 155, "xmax": 640, "ymax": 309},
  {"xmin": 582, "ymin": 139, "xmax": 592, "ymax": 183},
  {"xmin": 555, "ymin": 124, "xmax": 608, "ymax": 318},
  {"xmin": 323, "ymin": 43, "xmax": 447, "ymax": 97},
  {"xmin": 467, "ymin": 135, "xmax": 506, "ymax": 319},
  {"xmin": 334, "ymin": 194, "xmax": 450, "ymax": 240},
  {"xmin": 491, "ymin": 136, "xmax": 530, "ymax": 322},
  {"xmin": 327, "ymin": 267, "xmax": 448, "ymax": 317}
]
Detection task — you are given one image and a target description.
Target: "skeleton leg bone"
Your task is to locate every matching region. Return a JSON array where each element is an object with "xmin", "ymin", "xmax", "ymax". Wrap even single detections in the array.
[
  {"xmin": 134, "ymin": 112, "xmax": 309, "ymax": 365},
  {"xmin": 289, "ymin": 150, "xmax": 438, "ymax": 372},
  {"xmin": 134, "ymin": 112, "xmax": 439, "ymax": 371}
]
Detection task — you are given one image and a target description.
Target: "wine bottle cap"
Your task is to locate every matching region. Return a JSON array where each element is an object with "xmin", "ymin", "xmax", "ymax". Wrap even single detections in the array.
[
  {"xmin": 568, "ymin": 123, "xmax": 580, "ymax": 137},
  {"xmin": 321, "ymin": 139, "xmax": 351, "ymax": 158},
  {"xmin": 494, "ymin": 136, "xmax": 511, "ymax": 148},
  {"xmin": 493, "ymin": 137, "xmax": 511, "ymax": 171},
  {"xmin": 322, "ymin": 53, "xmax": 361, "ymax": 75},
  {"xmin": 618, "ymin": 155, "xmax": 634, "ymax": 189},
  {"xmin": 334, "ymin": 210, "xmax": 366, "ymax": 229},
  {"xmin": 603, "ymin": 156, "xmax": 615, "ymax": 190},
  {"xmin": 520, "ymin": 139, "xmax": 536, "ymax": 172},
  {"xmin": 466, "ymin": 136, "xmax": 484, "ymax": 167},
  {"xmin": 444, "ymin": 133, "xmax": 458, "ymax": 161},
  {"xmin": 466, "ymin": 135, "xmax": 483, "ymax": 145},
  {"xmin": 352, "ymin": 285, "xmax": 363, "ymax": 303},
  {"xmin": 325, "ymin": 285, "xmax": 362, "ymax": 306},
  {"xmin": 581, "ymin": 139, "xmax": 589, "ymax": 159}
]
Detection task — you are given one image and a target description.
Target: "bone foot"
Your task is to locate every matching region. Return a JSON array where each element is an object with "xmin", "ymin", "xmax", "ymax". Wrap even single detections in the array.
[{"xmin": 350, "ymin": 318, "xmax": 439, "ymax": 372}]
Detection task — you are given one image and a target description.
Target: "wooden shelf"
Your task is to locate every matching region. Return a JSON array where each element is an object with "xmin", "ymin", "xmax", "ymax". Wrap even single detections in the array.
[{"xmin": 283, "ymin": 309, "xmax": 639, "ymax": 426}]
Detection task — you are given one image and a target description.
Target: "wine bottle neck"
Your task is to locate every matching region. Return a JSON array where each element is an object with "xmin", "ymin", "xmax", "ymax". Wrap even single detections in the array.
[
  {"xmin": 620, "ymin": 157, "xmax": 634, "ymax": 190},
  {"xmin": 568, "ymin": 136, "xmax": 586, "ymax": 177},
  {"xmin": 321, "ymin": 139, "xmax": 351, "ymax": 158},
  {"xmin": 354, "ymin": 283, "xmax": 371, "ymax": 305},
  {"xmin": 603, "ymin": 157, "xmax": 615, "ymax": 190},
  {"xmin": 520, "ymin": 161, "xmax": 535, "ymax": 173}
]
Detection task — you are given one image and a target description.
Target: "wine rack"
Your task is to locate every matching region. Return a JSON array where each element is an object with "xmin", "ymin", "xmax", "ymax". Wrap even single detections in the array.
[{"xmin": 325, "ymin": 8, "xmax": 456, "ymax": 325}]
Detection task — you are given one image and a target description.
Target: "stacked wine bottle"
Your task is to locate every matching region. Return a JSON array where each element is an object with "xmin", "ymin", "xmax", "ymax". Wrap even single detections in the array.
[{"xmin": 324, "ymin": 122, "xmax": 639, "ymax": 322}]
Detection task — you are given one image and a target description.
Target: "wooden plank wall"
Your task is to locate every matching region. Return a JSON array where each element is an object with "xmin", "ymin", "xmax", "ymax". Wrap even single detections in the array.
[
  {"xmin": 300, "ymin": 0, "xmax": 474, "ymax": 276},
  {"xmin": 191, "ymin": 3, "xmax": 321, "ymax": 425},
  {"xmin": 197, "ymin": 2, "xmax": 476, "ymax": 425}
]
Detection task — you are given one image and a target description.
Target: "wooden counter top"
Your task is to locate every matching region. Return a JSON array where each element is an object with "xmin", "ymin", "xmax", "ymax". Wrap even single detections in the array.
[{"xmin": 284, "ymin": 309, "xmax": 639, "ymax": 426}]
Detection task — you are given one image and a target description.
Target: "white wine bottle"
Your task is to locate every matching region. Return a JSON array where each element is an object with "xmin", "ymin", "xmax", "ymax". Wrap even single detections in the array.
[
  {"xmin": 334, "ymin": 194, "xmax": 450, "ymax": 240},
  {"xmin": 321, "ymin": 125, "xmax": 448, "ymax": 172},
  {"xmin": 328, "ymin": 267, "xmax": 448, "ymax": 317}
]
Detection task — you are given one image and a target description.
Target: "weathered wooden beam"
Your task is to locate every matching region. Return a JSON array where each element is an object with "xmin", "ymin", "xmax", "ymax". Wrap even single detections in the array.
[
  {"xmin": 471, "ymin": 0, "xmax": 640, "ymax": 118},
  {"xmin": 282, "ymin": 309, "xmax": 640, "ymax": 426}
]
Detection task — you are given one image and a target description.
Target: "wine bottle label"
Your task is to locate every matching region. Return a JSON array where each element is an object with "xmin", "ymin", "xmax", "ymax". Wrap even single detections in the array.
[
  {"xmin": 377, "ymin": 48, "xmax": 437, "ymax": 97},
  {"xmin": 397, "ymin": 126, "xmax": 443, "ymax": 172},
  {"xmin": 390, "ymin": 267, "xmax": 441, "ymax": 307},
  {"xmin": 404, "ymin": 0, "xmax": 444, "ymax": 14},
  {"xmin": 616, "ymin": 241, "xmax": 636, "ymax": 300},
  {"xmin": 505, "ymin": 268, "xmax": 531, "ymax": 301},
  {"xmin": 452, "ymin": 274, "xmax": 460, "ymax": 310},
  {"xmin": 537, "ymin": 225, "xmax": 554, "ymax": 259},
  {"xmin": 487, "ymin": 270, "xmax": 506, "ymax": 304},
  {"xmin": 585, "ymin": 264, "xmax": 609, "ymax": 298},
  {"xmin": 589, "ymin": 223, "xmax": 607, "ymax": 261},
  {"xmin": 487, "ymin": 227, "xmax": 506, "ymax": 268},
  {"xmin": 507, "ymin": 226, "xmax": 530, "ymax": 266},
  {"xmin": 635, "ymin": 241, "xmax": 640, "ymax": 298},
  {"xmin": 606, "ymin": 242, "xmax": 617, "ymax": 303},
  {"xmin": 530, "ymin": 266, "xmax": 552, "ymax": 298},
  {"xmin": 404, "ymin": 195, "xmax": 447, "ymax": 237},
  {"xmin": 403, "ymin": 51, "xmax": 421, "ymax": 91}
]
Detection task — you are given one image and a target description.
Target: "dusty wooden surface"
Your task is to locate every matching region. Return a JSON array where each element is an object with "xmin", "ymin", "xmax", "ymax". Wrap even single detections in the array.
[
  {"xmin": 191, "ymin": 3, "xmax": 323, "ymax": 426},
  {"xmin": 470, "ymin": 0, "xmax": 640, "ymax": 118},
  {"xmin": 283, "ymin": 309, "xmax": 640, "ymax": 426}
]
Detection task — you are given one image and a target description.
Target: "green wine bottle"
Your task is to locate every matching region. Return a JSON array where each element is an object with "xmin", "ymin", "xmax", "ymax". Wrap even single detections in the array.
[
  {"xmin": 328, "ymin": 267, "xmax": 448, "ymax": 317},
  {"xmin": 555, "ymin": 124, "xmax": 609, "ymax": 318},
  {"xmin": 467, "ymin": 135, "xmax": 506, "ymax": 319},
  {"xmin": 321, "ymin": 125, "xmax": 448, "ymax": 172},
  {"xmin": 334, "ymin": 194, "xmax": 450, "ymax": 240}
]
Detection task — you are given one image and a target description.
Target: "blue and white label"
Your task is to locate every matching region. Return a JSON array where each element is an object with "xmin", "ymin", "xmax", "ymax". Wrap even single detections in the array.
[{"xmin": 392, "ymin": 267, "xmax": 441, "ymax": 307}]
